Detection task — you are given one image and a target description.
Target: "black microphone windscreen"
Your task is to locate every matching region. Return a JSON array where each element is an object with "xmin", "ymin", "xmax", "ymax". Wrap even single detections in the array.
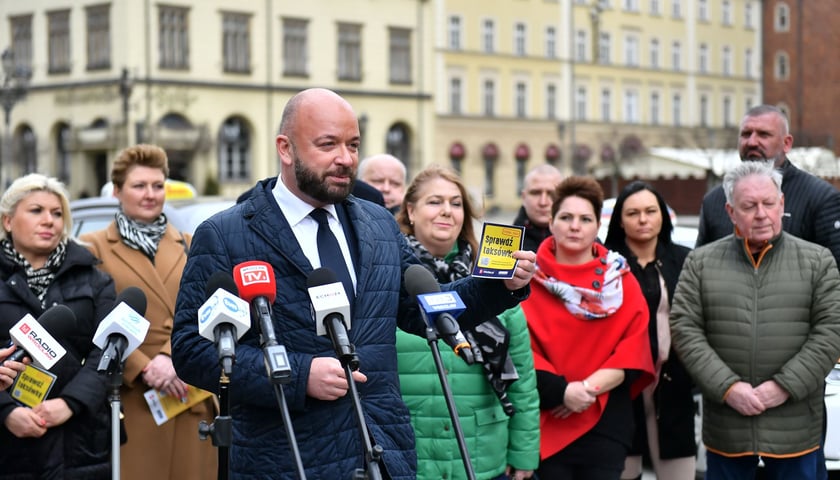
[
  {"xmin": 117, "ymin": 286, "xmax": 147, "ymax": 317},
  {"xmin": 205, "ymin": 271, "xmax": 239, "ymax": 299},
  {"xmin": 307, "ymin": 267, "xmax": 337, "ymax": 289},
  {"xmin": 404, "ymin": 264, "xmax": 441, "ymax": 297},
  {"xmin": 37, "ymin": 304, "xmax": 77, "ymax": 340}
]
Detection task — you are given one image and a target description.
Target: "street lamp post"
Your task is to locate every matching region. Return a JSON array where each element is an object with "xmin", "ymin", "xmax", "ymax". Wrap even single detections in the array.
[
  {"xmin": 119, "ymin": 68, "xmax": 133, "ymax": 146},
  {"xmin": 0, "ymin": 48, "xmax": 31, "ymax": 187}
]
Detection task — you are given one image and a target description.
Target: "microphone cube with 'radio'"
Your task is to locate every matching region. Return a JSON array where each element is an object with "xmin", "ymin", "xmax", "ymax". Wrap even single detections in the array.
[{"xmin": 10, "ymin": 314, "xmax": 68, "ymax": 370}]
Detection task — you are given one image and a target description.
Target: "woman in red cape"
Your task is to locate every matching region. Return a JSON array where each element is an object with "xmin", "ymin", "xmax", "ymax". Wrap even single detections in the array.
[{"xmin": 517, "ymin": 176, "xmax": 654, "ymax": 479}]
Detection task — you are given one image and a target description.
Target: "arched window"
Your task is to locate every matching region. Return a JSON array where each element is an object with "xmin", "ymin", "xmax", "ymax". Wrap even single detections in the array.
[
  {"xmin": 774, "ymin": 3, "xmax": 790, "ymax": 32},
  {"xmin": 55, "ymin": 123, "xmax": 71, "ymax": 183},
  {"xmin": 14, "ymin": 125, "xmax": 38, "ymax": 175},
  {"xmin": 385, "ymin": 123, "xmax": 411, "ymax": 171},
  {"xmin": 775, "ymin": 51, "xmax": 789, "ymax": 80},
  {"xmin": 218, "ymin": 117, "xmax": 250, "ymax": 182}
]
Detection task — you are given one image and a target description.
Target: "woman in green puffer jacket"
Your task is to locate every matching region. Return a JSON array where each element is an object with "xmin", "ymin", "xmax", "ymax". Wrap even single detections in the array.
[{"xmin": 395, "ymin": 165, "xmax": 540, "ymax": 480}]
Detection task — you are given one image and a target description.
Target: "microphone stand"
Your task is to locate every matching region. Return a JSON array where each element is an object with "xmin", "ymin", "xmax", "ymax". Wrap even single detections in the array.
[
  {"xmin": 425, "ymin": 326, "xmax": 477, "ymax": 480},
  {"xmin": 326, "ymin": 320, "xmax": 383, "ymax": 480},
  {"xmin": 198, "ymin": 370, "xmax": 232, "ymax": 480},
  {"xmin": 98, "ymin": 343, "xmax": 125, "ymax": 480},
  {"xmin": 258, "ymin": 338, "xmax": 305, "ymax": 480}
]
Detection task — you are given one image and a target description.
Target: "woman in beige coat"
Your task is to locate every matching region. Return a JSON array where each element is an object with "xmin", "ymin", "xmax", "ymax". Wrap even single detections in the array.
[{"xmin": 80, "ymin": 144, "xmax": 216, "ymax": 480}]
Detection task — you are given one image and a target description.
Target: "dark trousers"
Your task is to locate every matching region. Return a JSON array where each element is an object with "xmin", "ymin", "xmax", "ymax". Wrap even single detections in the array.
[{"xmin": 706, "ymin": 450, "xmax": 819, "ymax": 480}]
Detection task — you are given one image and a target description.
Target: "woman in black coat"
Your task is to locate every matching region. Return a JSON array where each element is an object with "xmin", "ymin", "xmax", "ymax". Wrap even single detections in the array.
[
  {"xmin": 604, "ymin": 181, "xmax": 695, "ymax": 480},
  {"xmin": 0, "ymin": 174, "xmax": 116, "ymax": 479}
]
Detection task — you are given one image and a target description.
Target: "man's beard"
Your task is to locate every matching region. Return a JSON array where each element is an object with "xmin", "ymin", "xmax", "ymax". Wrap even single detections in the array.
[
  {"xmin": 740, "ymin": 147, "xmax": 785, "ymax": 166},
  {"xmin": 294, "ymin": 154, "xmax": 355, "ymax": 204}
]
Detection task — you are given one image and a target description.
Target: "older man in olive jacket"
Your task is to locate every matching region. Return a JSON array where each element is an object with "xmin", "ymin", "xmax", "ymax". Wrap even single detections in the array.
[{"xmin": 671, "ymin": 161, "xmax": 840, "ymax": 479}]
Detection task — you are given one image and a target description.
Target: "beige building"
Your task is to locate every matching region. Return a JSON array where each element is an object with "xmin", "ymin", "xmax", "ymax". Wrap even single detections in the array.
[
  {"xmin": 1, "ymin": 0, "xmax": 760, "ymax": 209},
  {"xmin": 0, "ymin": 0, "xmax": 435, "ymax": 199}
]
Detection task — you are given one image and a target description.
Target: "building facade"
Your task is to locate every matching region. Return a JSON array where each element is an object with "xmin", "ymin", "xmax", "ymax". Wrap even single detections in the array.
[
  {"xmin": 1, "ymin": 0, "xmax": 761, "ymax": 209},
  {"xmin": 762, "ymin": 0, "xmax": 840, "ymax": 155}
]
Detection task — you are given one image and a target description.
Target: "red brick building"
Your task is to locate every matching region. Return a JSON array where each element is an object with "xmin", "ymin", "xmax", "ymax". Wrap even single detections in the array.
[{"xmin": 763, "ymin": 0, "xmax": 840, "ymax": 154}]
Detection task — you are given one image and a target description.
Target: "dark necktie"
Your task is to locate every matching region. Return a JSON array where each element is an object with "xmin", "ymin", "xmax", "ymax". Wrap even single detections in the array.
[{"xmin": 310, "ymin": 208, "xmax": 355, "ymax": 307}]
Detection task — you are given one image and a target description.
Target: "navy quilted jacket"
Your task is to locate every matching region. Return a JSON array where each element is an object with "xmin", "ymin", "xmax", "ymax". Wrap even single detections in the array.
[{"xmin": 171, "ymin": 178, "xmax": 526, "ymax": 479}]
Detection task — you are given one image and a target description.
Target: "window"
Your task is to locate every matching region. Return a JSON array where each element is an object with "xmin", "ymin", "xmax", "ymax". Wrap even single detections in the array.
[
  {"xmin": 575, "ymin": 30, "xmax": 586, "ymax": 62},
  {"xmin": 546, "ymin": 83, "xmax": 557, "ymax": 119},
  {"xmin": 483, "ymin": 79, "xmax": 495, "ymax": 116},
  {"xmin": 698, "ymin": 43, "xmax": 708, "ymax": 73},
  {"xmin": 219, "ymin": 117, "xmax": 250, "ymax": 182},
  {"xmin": 775, "ymin": 3, "xmax": 790, "ymax": 32},
  {"xmin": 482, "ymin": 19, "xmax": 495, "ymax": 53},
  {"xmin": 745, "ymin": 2, "xmax": 754, "ymax": 28},
  {"xmin": 722, "ymin": 0, "xmax": 732, "ymax": 25},
  {"xmin": 514, "ymin": 23, "xmax": 526, "ymax": 56},
  {"xmin": 698, "ymin": 0, "xmax": 708, "ymax": 21},
  {"xmin": 672, "ymin": 93, "xmax": 682, "ymax": 126},
  {"xmin": 389, "ymin": 27, "xmax": 412, "ymax": 84},
  {"xmin": 672, "ymin": 0, "xmax": 682, "ymax": 19},
  {"xmin": 283, "ymin": 18, "xmax": 308, "ymax": 77},
  {"xmin": 575, "ymin": 86, "xmax": 587, "ymax": 120},
  {"xmin": 722, "ymin": 46, "xmax": 732, "ymax": 76},
  {"xmin": 672, "ymin": 41, "xmax": 681, "ymax": 71},
  {"xmin": 10, "ymin": 15, "xmax": 33, "ymax": 72},
  {"xmin": 484, "ymin": 156, "xmax": 496, "ymax": 197},
  {"xmin": 48, "ymin": 10, "xmax": 71, "ymax": 74},
  {"xmin": 624, "ymin": 35, "xmax": 639, "ymax": 66},
  {"xmin": 624, "ymin": 90, "xmax": 639, "ymax": 123},
  {"xmin": 546, "ymin": 26, "xmax": 556, "ymax": 58},
  {"xmin": 222, "ymin": 12, "xmax": 250, "ymax": 73},
  {"xmin": 601, "ymin": 88, "xmax": 611, "ymax": 121},
  {"xmin": 650, "ymin": 38, "xmax": 660, "ymax": 68},
  {"xmin": 598, "ymin": 32, "xmax": 610, "ymax": 64},
  {"xmin": 449, "ymin": 16, "xmax": 461, "ymax": 50},
  {"xmin": 699, "ymin": 94, "xmax": 708, "ymax": 126},
  {"xmin": 651, "ymin": 92, "xmax": 661, "ymax": 125},
  {"xmin": 650, "ymin": 0, "xmax": 661, "ymax": 15},
  {"xmin": 775, "ymin": 51, "xmax": 789, "ymax": 80},
  {"xmin": 450, "ymin": 77, "xmax": 462, "ymax": 114},
  {"xmin": 337, "ymin": 23, "xmax": 362, "ymax": 81},
  {"xmin": 723, "ymin": 96, "xmax": 732, "ymax": 127},
  {"xmin": 515, "ymin": 82, "xmax": 527, "ymax": 117},
  {"xmin": 744, "ymin": 48, "xmax": 752, "ymax": 78},
  {"xmin": 159, "ymin": 5, "xmax": 189, "ymax": 69},
  {"xmin": 85, "ymin": 5, "xmax": 110, "ymax": 70},
  {"xmin": 624, "ymin": 0, "xmax": 639, "ymax": 12}
]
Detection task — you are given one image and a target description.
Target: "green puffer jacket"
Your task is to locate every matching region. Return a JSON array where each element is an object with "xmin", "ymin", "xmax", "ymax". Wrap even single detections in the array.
[
  {"xmin": 671, "ymin": 232, "xmax": 840, "ymax": 457},
  {"xmin": 396, "ymin": 306, "xmax": 540, "ymax": 480}
]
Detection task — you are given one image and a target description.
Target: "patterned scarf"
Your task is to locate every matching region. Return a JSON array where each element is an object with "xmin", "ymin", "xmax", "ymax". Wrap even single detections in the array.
[
  {"xmin": 532, "ymin": 249, "xmax": 630, "ymax": 320},
  {"xmin": 116, "ymin": 209, "xmax": 167, "ymax": 262},
  {"xmin": 404, "ymin": 235, "xmax": 473, "ymax": 282},
  {"xmin": 2, "ymin": 238, "xmax": 68, "ymax": 308}
]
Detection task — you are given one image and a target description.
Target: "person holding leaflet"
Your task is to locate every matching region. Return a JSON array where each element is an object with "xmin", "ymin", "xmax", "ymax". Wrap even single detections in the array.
[
  {"xmin": 171, "ymin": 88, "xmax": 536, "ymax": 479},
  {"xmin": 0, "ymin": 174, "xmax": 116, "ymax": 479},
  {"xmin": 81, "ymin": 144, "xmax": 217, "ymax": 480},
  {"xmin": 394, "ymin": 164, "xmax": 540, "ymax": 480}
]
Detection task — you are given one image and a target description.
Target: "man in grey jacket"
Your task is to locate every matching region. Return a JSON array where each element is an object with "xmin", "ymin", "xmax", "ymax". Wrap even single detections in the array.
[{"xmin": 672, "ymin": 161, "xmax": 840, "ymax": 479}]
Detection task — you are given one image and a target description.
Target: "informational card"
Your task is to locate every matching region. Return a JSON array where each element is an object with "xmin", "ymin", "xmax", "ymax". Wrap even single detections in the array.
[
  {"xmin": 472, "ymin": 222, "xmax": 525, "ymax": 279},
  {"xmin": 10, "ymin": 365, "xmax": 57, "ymax": 408},
  {"xmin": 144, "ymin": 387, "xmax": 214, "ymax": 426}
]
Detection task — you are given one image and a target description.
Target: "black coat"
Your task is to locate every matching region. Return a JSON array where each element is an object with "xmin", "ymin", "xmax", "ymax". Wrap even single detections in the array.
[
  {"xmin": 512, "ymin": 206, "xmax": 552, "ymax": 253},
  {"xmin": 0, "ymin": 241, "xmax": 116, "ymax": 480},
  {"xmin": 607, "ymin": 239, "xmax": 696, "ymax": 459},
  {"xmin": 697, "ymin": 159, "xmax": 840, "ymax": 266}
]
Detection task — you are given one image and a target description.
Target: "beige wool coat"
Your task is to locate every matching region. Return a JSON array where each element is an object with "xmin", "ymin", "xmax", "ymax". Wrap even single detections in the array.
[{"xmin": 81, "ymin": 222, "xmax": 217, "ymax": 480}]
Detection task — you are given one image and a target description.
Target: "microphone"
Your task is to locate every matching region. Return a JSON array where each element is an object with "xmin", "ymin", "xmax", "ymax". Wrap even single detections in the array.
[
  {"xmin": 4, "ymin": 305, "xmax": 76, "ymax": 369},
  {"xmin": 306, "ymin": 267, "xmax": 357, "ymax": 370},
  {"xmin": 198, "ymin": 271, "xmax": 250, "ymax": 375},
  {"xmin": 404, "ymin": 264, "xmax": 475, "ymax": 365},
  {"xmin": 93, "ymin": 287, "xmax": 151, "ymax": 373},
  {"xmin": 232, "ymin": 261, "xmax": 291, "ymax": 384}
]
